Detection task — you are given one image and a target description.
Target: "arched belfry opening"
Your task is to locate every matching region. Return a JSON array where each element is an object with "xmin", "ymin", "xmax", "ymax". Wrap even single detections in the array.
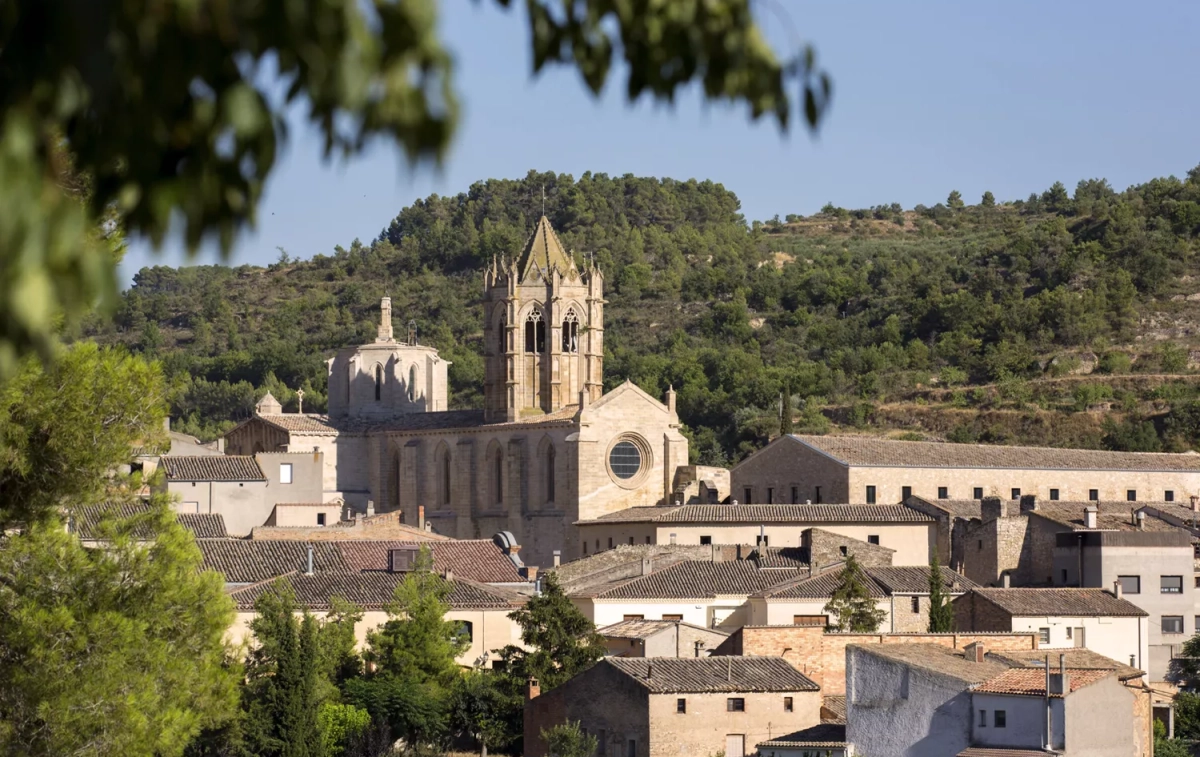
[
  {"xmin": 481, "ymin": 216, "xmax": 604, "ymax": 421},
  {"xmin": 374, "ymin": 364, "xmax": 383, "ymax": 401}
]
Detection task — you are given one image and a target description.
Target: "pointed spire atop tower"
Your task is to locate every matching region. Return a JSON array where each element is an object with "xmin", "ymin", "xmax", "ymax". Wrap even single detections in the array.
[
  {"xmin": 256, "ymin": 391, "xmax": 282, "ymax": 415},
  {"xmin": 377, "ymin": 297, "xmax": 394, "ymax": 342},
  {"xmin": 517, "ymin": 216, "xmax": 575, "ymax": 283}
]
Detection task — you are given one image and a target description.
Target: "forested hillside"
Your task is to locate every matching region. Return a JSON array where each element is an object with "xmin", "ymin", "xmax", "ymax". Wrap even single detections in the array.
[{"xmin": 86, "ymin": 168, "xmax": 1200, "ymax": 463}]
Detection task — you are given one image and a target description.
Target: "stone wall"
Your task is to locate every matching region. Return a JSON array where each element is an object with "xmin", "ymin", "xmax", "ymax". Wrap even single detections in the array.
[
  {"xmin": 718, "ymin": 626, "xmax": 1037, "ymax": 696},
  {"xmin": 524, "ymin": 663, "xmax": 650, "ymax": 757},
  {"xmin": 646, "ymin": 689, "xmax": 821, "ymax": 757},
  {"xmin": 951, "ymin": 592, "xmax": 1013, "ymax": 632},
  {"xmin": 731, "ymin": 437, "xmax": 850, "ymax": 505}
]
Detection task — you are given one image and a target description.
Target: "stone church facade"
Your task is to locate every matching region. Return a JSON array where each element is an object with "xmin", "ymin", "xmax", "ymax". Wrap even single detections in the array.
[{"xmin": 224, "ymin": 217, "xmax": 689, "ymax": 564}]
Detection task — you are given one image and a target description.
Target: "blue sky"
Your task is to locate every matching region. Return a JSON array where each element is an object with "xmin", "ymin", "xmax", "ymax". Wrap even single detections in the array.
[{"xmin": 119, "ymin": 0, "xmax": 1200, "ymax": 283}]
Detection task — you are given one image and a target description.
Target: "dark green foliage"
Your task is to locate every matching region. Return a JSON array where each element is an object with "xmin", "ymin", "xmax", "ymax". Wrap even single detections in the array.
[
  {"xmin": 1102, "ymin": 417, "xmax": 1162, "ymax": 452},
  {"xmin": 541, "ymin": 721, "xmax": 598, "ymax": 757},
  {"xmin": 1155, "ymin": 720, "xmax": 1191, "ymax": 757},
  {"xmin": 98, "ymin": 166, "xmax": 1200, "ymax": 460},
  {"xmin": 824, "ymin": 554, "xmax": 887, "ymax": 632},
  {"xmin": 1174, "ymin": 691, "xmax": 1200, "ymax": 740},
  {"xmin": 927, "ymin": 552, "xmax": 954, "ymax": 633}
]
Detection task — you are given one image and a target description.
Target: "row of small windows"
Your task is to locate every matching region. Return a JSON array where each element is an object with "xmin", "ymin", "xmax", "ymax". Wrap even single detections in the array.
[
  {"xmin": 673, "ymin": 697, "xmax": 794, "ymax": 714},
  {"xmin": 865, "ymin": 486, "xmax": 1174, "ymax": 504},
  {"xmin": 521, "ymin": 308, "xmax": 581, "ymax": 354},
  {"xmin": 978, "ymin": 709, "xmax": 1007, "ymax": 728}
]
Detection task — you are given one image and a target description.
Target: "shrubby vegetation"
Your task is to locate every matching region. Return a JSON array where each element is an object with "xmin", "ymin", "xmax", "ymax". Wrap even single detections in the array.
[{"xmin": 93, "ymin": 167, "xmax": 1200, "ymax": 460}]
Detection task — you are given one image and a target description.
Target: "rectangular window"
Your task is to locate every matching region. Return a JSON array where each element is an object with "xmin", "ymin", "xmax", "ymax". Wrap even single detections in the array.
[
  {"xmin": 1127, "ymin": 490, "xmax": 1137, "ymax": 502},
  {"xmin": 911, "ymin": 596, "xmax": 920, "ymax": 613},
  {"xmin": 978, "ymin": 540, "xmax": 983, "ymax": 550},
  {"xmin": 645, "ymin": 536, "xmax": 652, "ymax": 544},
  {"xmin": 1049, "ymin": 488, "xmax": 1059, "ymax": 501},
  {"xmin": 628, "ymin": 739, "xmax": 636, "ymax": 757},
  {"xmin": 628, "ymin": 537, "xmax": 634, "ymax": 545},
  {"xmin": 1089, "ymin": 489, "xmax": 1099, "ymax": 501},
  {"xmin": 866, "ymin": 485, "xmax": 877, "ymax": 504},
  {"xmin": 1011, "ymin": 488, "xmax": 1021, "ymax": 500},
  {"xmin": 1166, "ymin": 490, "xmax": 1176, "ymax": 502},
  {"xmin": 744, "ymin": 488, "xmax": 752, "ymax": 504},
  {"xmin": 868, "ymin": 535, "xmax": 880, "ymax": 545},
  {"xmin": 793, "ymin": 615, "xmax": 827, "ymax": 627},
  {"xmin": 994, "ymin": 710, "xmax": 1006, "ymax": 728},
  {"xmin": 937, "ymin": 486, "xmax": 948, "ymax": 499},
  {"xmin": 1061, "ymin": 569, "xmax": 1068, "ymax": 584},
  {"xmin": 783, "ymin": 697, "xmax": 793, "ymax": 712},
  {"xmin": 727, "ymin": 698, "xmax": 745, "ymax": 712},
  {"xmin": 791, "ymin": 486, "xmax": 799, "ymax": 504},
  {"xmin": 663, "ymin": 614, "xmax": 683, "ymax": 621},
  {"xmin": 814, "ymin": 485, "xmax": 822, "ymax": 504},
  {"xmin": 767, "ymin": 487, "xmax": 774, "ymax": 504},
  {"xmin": 1038, "ymin": 627, "xmax": 1050, "ymax": 644},
  {"xmin": 973, "ymin": 487, "xmax": 984, "ymax": 500},
  {"xmin": 978, "ymin": 709, "xmax": 987, "ymax": 727},
  {"xmin": 1117, "ymin": 575, "xmax": 1141, "ymax": 594},
  {"xmin": 583, "ymin": 541, "xmax": 588, "ymax": 554},
  {"xmin": 700, "ymin": 535, "xmax": 712, "ymax": 545},
  {"xmin": 677, "ymin": 698, "xmax": 686, "ymax": 714},
  {"xmin": 280, "ymin": 463, "xmax": 293, "ymax": 484},
  {"xmin": 316, "ymin": 513, "xmax": 326, "ymax": 527},
  {"xmin": 902, "ymin": 486, "xmax": 912, "ymax": 500},
  {"xmin": 1164, "ymin": 616, "xmax": 1185, "ymax": 634},
  {"xmin": 624, "ymin": 615, "xmax": 645, "ymax": 621},
  {"xmin": 1162, "ymin": 576, "xmax": 1183, "ymax": 594},
  {"xmin": 608, "ymin": 537, "xmax": 613, "ymax": 549}
]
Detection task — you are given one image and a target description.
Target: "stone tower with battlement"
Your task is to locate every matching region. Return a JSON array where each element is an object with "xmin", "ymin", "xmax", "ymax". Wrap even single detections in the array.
[{"xmin": 482, "ymin": 216, "xmax": 604, "ymax": 422}]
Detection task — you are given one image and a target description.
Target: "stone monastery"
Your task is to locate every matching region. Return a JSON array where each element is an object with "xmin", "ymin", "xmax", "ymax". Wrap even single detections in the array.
[{"xmin": 225, "ymin": 216, "xmax": 689, "ymax": 564}]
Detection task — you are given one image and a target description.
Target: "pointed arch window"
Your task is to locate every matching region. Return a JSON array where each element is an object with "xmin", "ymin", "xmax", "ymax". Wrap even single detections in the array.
[
  {"xmin": 493, "ymin": 448, "xmax": 504, "ymax": 506},
  {"xmin": 408, "ymin": 365, "xmax": 417, "ymax": 402},
  {"xmin": 442, "ymin": 449, "xmax": 452, "ymax": 506},
  {"xmin": 375, "ymin": 364, "xmax": 383, "ymax": 401},
  {"xmin": 524, "ymin": 308, "xmax": 546, "ymax": 353},
  {"xmin": 562, "ymin": 310, "xmax": 579, "ymax": 353},
  {"xmin": 546, "ymin": 445, "xmax": 556, "ymax": 504}
]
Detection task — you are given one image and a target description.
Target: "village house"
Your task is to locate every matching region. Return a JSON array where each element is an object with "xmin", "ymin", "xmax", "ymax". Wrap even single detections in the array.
[
  {"xmin": 226, "ymin": 570, "xmax": 526, "ymax": 668},
  {"xmin": 731, "ymin": 434, "xmax": 1200, "ymax": 508},
  {"xmin": 952, "ymin": 587, "xmax": 1150, "ymax": 678},
  {"xmin": 70, "ymin": 501, "xmax": 229, "ymax": 545},
  {"xmin": 596, "ymin": 618, "xmax": 729, "ymax": 658},
  {"xmin": 573, "ymin": 504, "xmax": 937, "ymax": 566},
  {"xmin": 845, "ymin": 642, "xmax": 1152, "ymax": 757},
  {"xmin": 523, "ymin": 656, "xmax": 822, "ymax": 757}
]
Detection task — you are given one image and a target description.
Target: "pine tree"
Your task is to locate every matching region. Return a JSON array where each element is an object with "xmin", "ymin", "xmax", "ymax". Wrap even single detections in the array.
[
  {"xmin": 927, "ymin": 551, "xmax": 955, "ymax": 633},
  {"xmin": 824, "ymin": 554, "xmax": 887, "ymax": 632},
  {"xmin": 981, "ymin": 190, "xmax": 996, "ymax": 208}
]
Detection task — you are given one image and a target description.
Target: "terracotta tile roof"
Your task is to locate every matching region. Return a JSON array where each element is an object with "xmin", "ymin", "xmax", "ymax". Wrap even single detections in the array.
[
  {"xmin": 226, "ymin": 570, "xmax": 527, "ymax": 611},
  {"xmin": 161, "ymin": 455, "xmax": 265, "ymax": 481},
  {"xmin": 757, "ymin": 724, "xmax": 846, "ymax": 749},
  {"xmin": 991, "ymin": 648, "xmax": 1143, "ymax": 681},
  {"xmin": 849, "ymin": 643, "xmax": 1013, "ymax": 684},
  {"xmin": 72, "ymin": 502, "xmax": 229, "ymax": 540},
  {"xmin": 1028, "ymin": 501, "xmax": 1185, "ymax": 532},
  {"xmin": 791, "ymin": 434, "xmax": 1200, "ymax": 471},
  {"xmin": 336, "ymin": 540, "xmax": 526, "ymax": 584},
  {"xmin": 597, "ymin": 619, "xmax": 727, "ymax": 640},
  {"xmin": 255, "ymin": 414, "xmax": 343, "ymax": 435},
  {"xmin": 251, "ymin": 406, "xmax": 579, "ymax": 437},
  {"xmin": 606, "ymin": 656, "xmax": 818, "ymax": 693},
  {"xmin": 910, "ymin": 497, "xmax": 985, "ymax": 519},
  {"xmin": 958, "ymin": 749, "xmax": 1056, "ymax": 757},
  {"xmin": 822, "ymin": 694, "xmax": 846, "ymax": 723},
  {"xmin": 592, "ymin": 561, "xmax": 804, "ymax": 599},
  {"xmin": 970, "ymin": 588, "xmax": 1148, "ymax": 617},
  {"xmin": 199, "ymin": 540, "xmax": 349, "ymax": 583},
  {"xmin": 750, "ymin": 547, "xmax": 813, "ymax": 569},
  {"xmin": 274, "ymin": 502, "xmax": 336, "ymax": 507},
  {"xmin": 756, "ymin": 566, "xmax": 975, "ymax": 599},
  {"xmin": 579, "ymin": 504, "xmax": 934, "ymax": 525},
  {"xmin": 971, "ymin": 667, "xmax": 1112, "ymax": 697}
]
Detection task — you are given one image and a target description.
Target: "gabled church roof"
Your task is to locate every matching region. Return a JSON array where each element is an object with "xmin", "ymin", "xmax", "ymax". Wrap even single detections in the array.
[{"xmin": 517, "ymin": 215, "xmax": 575, "ymax": 281}]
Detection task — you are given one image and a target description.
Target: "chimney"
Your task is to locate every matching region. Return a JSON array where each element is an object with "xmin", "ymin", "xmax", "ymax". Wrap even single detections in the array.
[
  {"xmin": 1001, "ymin": 573, "xmax": 1011, "ymax": 588},
  {"xmin": 1113, "ymin": 578, "xmax": 1123, "ymax": 600},
  {"xmin": 444, "ymin": 568, "xmax": 455, "ymax": 582},
  {"xmin": 1048, "ymin": 654, "xmax": 1069, "ymax": 695},
  {"xmin": 1136, "ymin": 511, "xmax": 1145, "ymax": 531},
  {"xmin": 647, "ymin": 661, "xmax": 653, "ymax": 679},
  {"xmin": 523, "ymin": 565, "xmax": 539, "ymax": 582},
  {"xmin": 305, "ymin": 545, "xmax": 314, "ymax": 576},
  {"xmin": 163, "ymin": 416, "xmax": 171, "ymax": 432},
  {"xmin": 552, "ymin": 550, "xmax": 561, "ymax": 568},
  {"xmin": 1191, "ymin": 495, "xmax": 1199, "ymax": 513},
  {"xmin": 526, "ymin": 678, "xmax": 540, "ymax": 701},
  {"xmin": 641, "ymin": 558, "xmax": 653, "ymax": 576},
  {"xmin": 965, "ymin": 641, "xmax": 986, "ymax": 663},
  {"xmin": 418, "ymin": 505, "xmax": 425, "ymax": 531},
  {"xmin": 366, "ymin": 500, "xmax": 375, "ymax": 517},
  {"xmin": 1083, "ymin": 506, "xmax": 1098, "ymax": 529},
  {"xmin": 670, "ymin": 533, "xmax": 677, "ymax": 545}
]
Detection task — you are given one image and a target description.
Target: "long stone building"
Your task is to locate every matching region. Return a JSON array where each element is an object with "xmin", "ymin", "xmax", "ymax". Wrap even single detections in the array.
[
  {"xmin": 224, "ymin": 217, "xmax": 689, "ymax": 564},
  {"xmin": 732, "ymin": 434, "xmax": 1200, "ymax": 506}
]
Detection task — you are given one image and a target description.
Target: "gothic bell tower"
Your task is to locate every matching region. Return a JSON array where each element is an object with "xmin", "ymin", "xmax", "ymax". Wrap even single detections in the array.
[{"xmin": 482, "ymin": 216, "xmax": 604, "ymax": 422}]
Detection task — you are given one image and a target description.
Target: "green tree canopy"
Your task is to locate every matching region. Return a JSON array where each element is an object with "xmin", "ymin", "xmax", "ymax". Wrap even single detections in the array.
[
  {"xmin": 824, "ymin": 554, "xmax": 887, "ymax": 632},
  {"xmin": 542, "ymin": 721, "xmax": 598, "ymax": 757},
  {"xmin": 498, "ymin": 573, "xmax": 606, "ymax": 692},
  {"xmin": 0, "ymin": 0, "xmax": 831, "ymax": 374},
  {"xmin": 0, "ymin": 501, "xmax": 239, "ymax": 756}
]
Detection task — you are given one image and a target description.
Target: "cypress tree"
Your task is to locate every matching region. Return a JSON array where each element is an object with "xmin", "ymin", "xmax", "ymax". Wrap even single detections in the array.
[
  {"xmin": 927, "ymin": 551, "xmax": 955, "ymax": 633},
  {"xmin": 780, "ymin": 382, "xmax": 794, "ymax": 436}
]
